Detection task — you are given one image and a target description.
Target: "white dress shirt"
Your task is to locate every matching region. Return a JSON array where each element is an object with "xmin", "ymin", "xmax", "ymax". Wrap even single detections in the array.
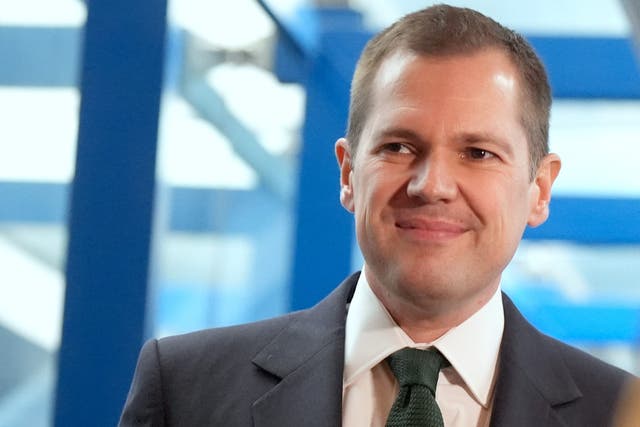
[{"xmin": 342, "ymin": 269, "xmax": 504, "ymax": 427}]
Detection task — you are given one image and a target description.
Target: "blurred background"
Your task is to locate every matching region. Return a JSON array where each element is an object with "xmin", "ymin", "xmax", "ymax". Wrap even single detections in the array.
[{"xmin": 0, "ymin": 0, "xmax": 639, "ymax": 425}]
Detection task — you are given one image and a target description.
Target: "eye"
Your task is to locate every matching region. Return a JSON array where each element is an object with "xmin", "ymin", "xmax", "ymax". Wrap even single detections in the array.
[
  {"xmin": 382, "ymin": 142, "xmax": 412, "ymax": 154},
  {"xmin": 462, "ymin": 147, "xmax": 496, "ymax": 160}
]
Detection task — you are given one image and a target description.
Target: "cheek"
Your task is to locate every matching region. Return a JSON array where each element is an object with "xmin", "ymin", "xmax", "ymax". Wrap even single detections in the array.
[
  {"xmin": 352, "ymin": 167, "xmax": 387, "ymax": 211},
  {"xmin": 497, "ymin": 183, "xmax": 535, "ymax": 237},
  {"xmin": 353, "ymin": 183, "xmax": 379, "ymax": 228},
  {"xmin": 352, "ymin": 173, "xmax": 400, "ymax": 239},
  {"xmin": 465, "ymin": 176, "xmax": 531, "ymax": 233}
]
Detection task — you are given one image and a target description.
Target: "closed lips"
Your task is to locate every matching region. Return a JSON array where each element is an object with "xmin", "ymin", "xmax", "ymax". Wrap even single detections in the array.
[{"xmin": 395, "ymin": 218, "xmax": 468, "ymax": 233}]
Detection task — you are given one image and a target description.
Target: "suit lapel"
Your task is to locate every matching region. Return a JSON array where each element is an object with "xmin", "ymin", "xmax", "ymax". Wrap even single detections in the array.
[
  {"xmin": 250, "ymin": 274, "xmax": 358, "ymax": 427},
  {"xmin": 490, "ymin": 294, "xmax": 581, "ymax": 427},
  {"xmin": 248, "ymin": 281, "xmax": 584, "ymax": 427}
]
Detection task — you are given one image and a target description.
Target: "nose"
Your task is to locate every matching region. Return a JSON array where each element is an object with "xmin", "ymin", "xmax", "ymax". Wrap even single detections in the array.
[{"xmin": 406, "ymin": 152, "xmax": 458, "ymax": 203}]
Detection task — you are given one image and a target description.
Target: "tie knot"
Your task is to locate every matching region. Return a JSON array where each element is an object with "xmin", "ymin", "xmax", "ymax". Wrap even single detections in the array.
[{"xmin": 387, "ymin": 348, "xmax": 449, "ymax": 393}]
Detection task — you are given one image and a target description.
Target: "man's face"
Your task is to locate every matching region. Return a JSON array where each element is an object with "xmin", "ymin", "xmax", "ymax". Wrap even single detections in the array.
[{"xmin": 336, "ymin": 49, "xmax": 560, "ymax": 321}]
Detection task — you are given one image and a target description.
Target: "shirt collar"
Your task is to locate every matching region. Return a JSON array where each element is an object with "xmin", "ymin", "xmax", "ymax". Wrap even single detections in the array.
[{"xmin": 343, "ymin": 267, "xmax": 504, "ymax": 407}]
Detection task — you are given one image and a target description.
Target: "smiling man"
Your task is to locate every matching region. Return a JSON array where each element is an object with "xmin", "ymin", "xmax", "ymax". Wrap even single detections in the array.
[
  {"xmin": 120, "ymin": 5, "xmax": 630, "ymax": 427},
  {"xmin": 335, "ymin": 48, "xmax": 552, "ymax": 341}
]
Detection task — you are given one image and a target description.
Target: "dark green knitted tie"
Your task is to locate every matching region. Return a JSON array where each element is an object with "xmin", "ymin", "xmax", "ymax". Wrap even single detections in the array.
[{"xmin": 385, "ymin": 348, "xmax": 449, "ymax": 427}]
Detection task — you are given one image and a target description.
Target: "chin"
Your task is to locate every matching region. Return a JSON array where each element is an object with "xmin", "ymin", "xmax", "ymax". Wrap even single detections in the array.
[
  {"xmin": 386, "ymin": 268, "xmax": 454, "ymax": 299},
  {"xmin": 400, "ymin": 279, "xmax": 454, "ymax": 301}
]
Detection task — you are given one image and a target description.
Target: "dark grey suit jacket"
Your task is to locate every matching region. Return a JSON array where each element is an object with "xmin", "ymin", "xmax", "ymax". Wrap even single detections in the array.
[{"xmin": 119, "ymin": 273, "xmax": 630, "ymax": 426}]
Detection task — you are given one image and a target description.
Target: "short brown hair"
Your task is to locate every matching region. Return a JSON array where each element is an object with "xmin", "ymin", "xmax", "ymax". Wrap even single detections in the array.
[{"xmin": 346, "ymin": 4, "xmax": 551, "ymax": 178}]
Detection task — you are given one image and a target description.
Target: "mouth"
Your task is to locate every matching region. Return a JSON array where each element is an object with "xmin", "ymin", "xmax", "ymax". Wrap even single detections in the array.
[{"xmin": 395, "ymin": 218, "xmax": 468, "ymax": 241}]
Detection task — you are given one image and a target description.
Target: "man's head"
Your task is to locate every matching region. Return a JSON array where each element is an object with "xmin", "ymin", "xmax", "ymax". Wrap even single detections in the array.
[
  {"xmin": 335, "ymin": 5, "xmax": 561, "ymax": 337},
  {"xmin": 347, "ymin": 4, "xmax": 550, "ymax": 178}
]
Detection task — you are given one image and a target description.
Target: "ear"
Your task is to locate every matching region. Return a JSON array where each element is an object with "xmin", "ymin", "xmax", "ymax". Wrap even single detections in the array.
[
  {"xmin": 335, "ymin": 138, "xmax": 355, "ymax": 213},
  {"xmin": 528, "ymin": 153, "xmax": 561, "ymax": 227}
]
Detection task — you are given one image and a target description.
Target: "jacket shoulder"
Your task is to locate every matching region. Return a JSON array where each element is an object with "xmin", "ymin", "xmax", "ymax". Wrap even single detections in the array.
[
  {"xmin": 541, "ymin": 332, "xmax": 631, "ymax": 394},
  {"xmin": 495, "ymin": 293, "xmax": 634, "ymax": 427},
  {"xmin": 157, "ymin": 311, "xmax": 299, "ymax": 364},
  {"xmin": 118, "ymin": 311, "xmax": 303, "ymax": 426}
]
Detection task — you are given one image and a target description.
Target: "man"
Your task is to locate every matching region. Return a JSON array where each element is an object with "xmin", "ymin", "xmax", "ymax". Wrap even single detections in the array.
[{"xmin": 120, "ymin": 5, "xmax": 630, "ymax": 426}]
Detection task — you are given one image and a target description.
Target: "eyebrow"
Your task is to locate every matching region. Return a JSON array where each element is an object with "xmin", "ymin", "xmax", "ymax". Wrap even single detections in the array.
[{"xmin": 375, "ymin": 127, "xmax": 424, "ymax": 142}]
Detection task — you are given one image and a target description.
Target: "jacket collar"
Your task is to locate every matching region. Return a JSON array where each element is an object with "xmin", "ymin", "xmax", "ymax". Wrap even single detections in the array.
[
  {"xmin": 490, "ymin": 293, "xmax": 581, "ymax": 427},
  {"xmin": 249, "ymin": 278, "xmax": 584, "ymax": 427},
  {"xmin": 250, "ymin": 273, "xmax": 358, "ymax": 427}
]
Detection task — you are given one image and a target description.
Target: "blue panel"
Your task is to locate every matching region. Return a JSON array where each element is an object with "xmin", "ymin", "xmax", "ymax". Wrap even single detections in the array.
[
  {"xmin": 0, "ymin": 182, "xmax": 68, "ymax": 222},
  {"xmin": 163, "ymin": 27, "xmax": 186, "ymax": 92},
  {"xmin": 269, "ymin": 5, "xmax": 368, "ymax": 85},
  {"xmin": 53, "ymin": 0, "xmax": 167, "ymax": 426},
  {"xmin": 259, "ymin": 1, "xmax": 366, "ymax": 54},
  {"xmin": 290, "ymin": 27, "xmax": 367, "ymax": 310},
  {"xmin": 529, "ymin": 36, "xmax": 640, "ymax": 98},
  {"xmin": 156, "ymin": 281, "xmax": 289, "ymax": 334},
  {"xmin": 263, "ymin": 4, "xmax": 640, "ymax": 99},
  {"xmin": 273, "ymin": 30, "xmax": 308, "ymax": 84},
  {"xmin": 515, "ymin": 300, "xmax": 640, "ymax": 343},
  {"xmin": 169, "ymin": 186, "xmax": 284, "ymax": 233},
  {"xmin": 261, "ymin": 6, "xmax": 372, "ymax": 310},
  {"xmin": 507, "ymin": 285, "xmax": 640, "ymax": 343},
  {"xmin": 0, "ymin": 26, "xmax": 80, "ymax": 86},
  {"xmin": 524, "ymin": 196, "xmax": 640, "ymax": 243}
]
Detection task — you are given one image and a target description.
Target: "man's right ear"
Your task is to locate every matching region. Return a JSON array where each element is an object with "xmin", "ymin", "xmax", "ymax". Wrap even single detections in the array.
[{"xmin": 335, "ymin": 138, "xmax": 355, "ymax": 213}]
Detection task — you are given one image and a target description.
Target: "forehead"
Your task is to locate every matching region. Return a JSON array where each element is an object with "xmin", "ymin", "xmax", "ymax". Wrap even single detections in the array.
[
  {"xmin": 361, "ymin": 49, "xmax": 528, "ymax": 154},
  {"xmin": 374, "ymin": 48, "xmax": 520, "ymax": 99}
]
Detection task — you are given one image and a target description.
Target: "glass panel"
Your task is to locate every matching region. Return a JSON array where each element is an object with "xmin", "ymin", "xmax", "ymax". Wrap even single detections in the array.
[
  {"xmin": 350, "ymin": 0, "xmax": 630, "ymax": 36},
  {"xmin": 551, "ymin": 100, "xmax": 640, "ymax": 197},
  {"xmin": 0, "ymin": 1, "xmax": 85, "ymax": 426},
  {"xmin": 504, "ymin": 242, "xmax": 640, "ymax": 374},
  {"xmin": 151, "ymin": 0, "xmax": 304, "ymax": 337}
]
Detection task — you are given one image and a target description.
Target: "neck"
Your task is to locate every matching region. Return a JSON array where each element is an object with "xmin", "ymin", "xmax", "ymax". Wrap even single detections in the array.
[{"xmin": 369, "ymin": 280, "xmax": 499, "ymax": 343}]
